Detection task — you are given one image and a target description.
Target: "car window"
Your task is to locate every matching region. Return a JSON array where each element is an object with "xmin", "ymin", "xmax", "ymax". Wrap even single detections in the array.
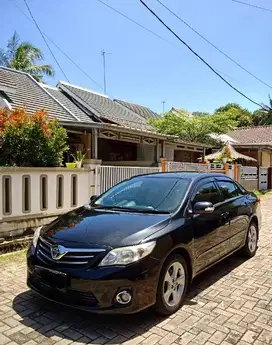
[
  {"xmin": 193, "ymin": 182, "xmax": 221, "ymax": 205},
  {"xmin": 217, "ymin": 181, "xmax": 242, "ymax": 200}
]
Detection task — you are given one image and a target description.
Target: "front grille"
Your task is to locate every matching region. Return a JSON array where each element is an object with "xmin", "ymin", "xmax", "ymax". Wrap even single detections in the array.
[
  {"xmin": 30, "ymin": 274, "xmax": 98, "ymax": 306},
  {"xmin": 36, "ymin": 237, "xmax": 105, "ymax": 268}
]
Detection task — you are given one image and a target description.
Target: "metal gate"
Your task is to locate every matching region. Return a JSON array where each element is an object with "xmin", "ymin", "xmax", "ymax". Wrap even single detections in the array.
[
  {"xmin": 95, "ymin": 166, "xmax": 161, "ymax": 194},
  {"xmin": 259, "ymin": 167, "xmax": 268, "ymax": 190}
]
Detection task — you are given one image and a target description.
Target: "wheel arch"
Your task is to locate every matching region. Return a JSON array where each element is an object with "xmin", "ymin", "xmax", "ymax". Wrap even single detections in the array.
[{"xmin": 163, "ymin": 246, "xmax": 194, "ymax": 283}]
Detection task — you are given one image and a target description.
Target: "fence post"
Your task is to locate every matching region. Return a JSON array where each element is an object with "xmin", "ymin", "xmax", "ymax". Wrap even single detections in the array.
[
  {"xmin": 224, "ymin": 163, "xmax": 229, "ymax": 176},
  {"xmin": 234, "ymin": 163, "xmax": 238, "ymax": 181},
  {"xmin": 83, "ymin": 159, "xmax": 102, "ymax": 196},
  {"xmin": 160, "ymin": 158, "xmax": 167, "ymax": 172}
]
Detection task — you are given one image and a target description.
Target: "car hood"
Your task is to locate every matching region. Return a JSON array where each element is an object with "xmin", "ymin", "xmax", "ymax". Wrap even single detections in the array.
[{"xmin": 41, "ymin": 205, "xmax": 171, "ymax": 248}]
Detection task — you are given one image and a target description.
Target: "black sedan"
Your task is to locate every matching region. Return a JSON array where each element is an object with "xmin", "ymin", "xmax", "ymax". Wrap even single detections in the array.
[{"xmin": 27, "ymin": 172, "xmax": 261, "ymax": 315}]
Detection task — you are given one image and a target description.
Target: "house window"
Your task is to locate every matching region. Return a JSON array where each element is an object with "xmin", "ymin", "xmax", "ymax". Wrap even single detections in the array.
[
  {"xmin": 2, "ymin": 175, "xmax": 12, "ymax": 215},
  {"xmin": 56, "ymin": 175, "xmax": 64, "ymax": 208},
  {"xmin": 22, "ymin": 175, "xmax": 31, "ymax": 213},
  {"xmin": 40, "ymin": 175, "xmax": 48, "ymax": 210},
  {"xmin": 71, "ymin": 174, "xmax": 78, "ymax": 207}
]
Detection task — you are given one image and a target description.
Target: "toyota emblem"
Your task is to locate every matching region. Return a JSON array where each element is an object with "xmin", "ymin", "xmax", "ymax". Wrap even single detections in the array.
[{"xmin": 50, "ymin": 245, "xmax": 67, "ymax": 260}]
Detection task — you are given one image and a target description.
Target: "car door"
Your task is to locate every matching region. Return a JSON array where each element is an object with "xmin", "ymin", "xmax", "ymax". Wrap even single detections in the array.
[
  {"xmin": 190, "ymin": 179, "xmax": 231, "ymax": 273},
  {"xmin": 215, "ymin": 179, "xmax": 250, "ymax": 251}
]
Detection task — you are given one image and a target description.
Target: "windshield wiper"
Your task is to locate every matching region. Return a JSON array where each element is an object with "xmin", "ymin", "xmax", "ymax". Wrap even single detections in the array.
[{"xmin": 95, "ymin": 205, "xmax": 170, "ymax": 214}]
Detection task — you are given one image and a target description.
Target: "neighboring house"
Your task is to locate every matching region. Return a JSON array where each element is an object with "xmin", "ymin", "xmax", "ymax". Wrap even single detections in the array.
[
  {"xmin": 227, "ymin": 126, "xmax": 272, "ymax": 167},
  {"xmin": 169, "ymin": 107, "xmax": 193, "ymax": 118},
  {"xmin": 0, "ymin": 66, "xmax": 207, "ymax": 166},
  {"xmin": 114, "ymin": 99, "xmax": 160, "ymax": 120}
]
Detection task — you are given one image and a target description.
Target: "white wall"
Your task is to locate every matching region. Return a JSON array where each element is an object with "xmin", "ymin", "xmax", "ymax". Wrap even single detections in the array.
[{"xmin": 0, "ymin": 167, "xmax": 90, "ymax": 220}]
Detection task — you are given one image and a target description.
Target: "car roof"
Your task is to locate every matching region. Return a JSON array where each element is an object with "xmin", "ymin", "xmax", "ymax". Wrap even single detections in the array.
[{"xmin": 133, "ymin": 172, "xmax": 232, "ymax": 182}]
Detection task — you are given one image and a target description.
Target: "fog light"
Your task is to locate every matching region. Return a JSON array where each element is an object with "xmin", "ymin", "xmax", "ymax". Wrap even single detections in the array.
[{"xmin": 116, "ymin": 290, "xmax": 132, "ymax": 305}]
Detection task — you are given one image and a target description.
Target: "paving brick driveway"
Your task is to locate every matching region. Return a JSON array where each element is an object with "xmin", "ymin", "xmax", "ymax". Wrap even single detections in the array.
[{"xmin": 0, "ymin": 197, "xmax": 272, "ymax": 345}]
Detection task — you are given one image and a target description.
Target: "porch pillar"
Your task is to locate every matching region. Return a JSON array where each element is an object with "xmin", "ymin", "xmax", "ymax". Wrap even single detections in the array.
[
  {"xmin": 258, "ymin": 150, "xmax": 262, "ymax": 167},
  {"xmin": 202, "ymin": 147, "xmax": 206, "ymax": 163},
  {"xmin": 155, "ymin": 139, "xmax": 160, "ymax": 163},
  {"xmin": 83, "ymin": 133, "xmax": 91, "ymax": 159},
  {"xmin": 91, "ymin": 128, "xmax": 98, "ymax": 160},
  {"xmin": 161, "ymin": 140, "xmax": 166, "ymax": 158}
]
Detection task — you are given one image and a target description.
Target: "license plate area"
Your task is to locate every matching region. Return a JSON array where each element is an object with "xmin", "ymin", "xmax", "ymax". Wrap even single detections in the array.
[{"xmin": 35, "ymin": 266, "xmax": 67, "ymax": 289}]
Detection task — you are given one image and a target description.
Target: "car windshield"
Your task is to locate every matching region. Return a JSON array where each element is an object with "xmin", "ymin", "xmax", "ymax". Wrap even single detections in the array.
[{"xmin": 94, "ymin": 176, "xmax": 190, "ymax": 213}]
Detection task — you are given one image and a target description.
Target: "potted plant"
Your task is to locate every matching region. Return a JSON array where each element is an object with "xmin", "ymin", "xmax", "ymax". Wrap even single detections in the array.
[{"xmin": 71, "ymin": 150, "xmax": 88, "ymax": 168}]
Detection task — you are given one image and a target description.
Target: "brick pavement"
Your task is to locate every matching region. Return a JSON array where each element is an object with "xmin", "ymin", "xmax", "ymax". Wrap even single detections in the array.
[{"xmin": 0, "ymin": 197, "xmax": 272, "ymax": 345}]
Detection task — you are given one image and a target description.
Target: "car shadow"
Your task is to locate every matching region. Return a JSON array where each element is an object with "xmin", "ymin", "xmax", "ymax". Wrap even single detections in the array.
[{"xmin": 12, "ymin": 253, "xmax": 247, "ymax": 344}]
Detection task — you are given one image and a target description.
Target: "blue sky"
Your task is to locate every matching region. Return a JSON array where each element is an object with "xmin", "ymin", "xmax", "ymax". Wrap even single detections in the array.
[{"xmin": 1, "ymin": 0, "xmax": 271, "ymax": 114}]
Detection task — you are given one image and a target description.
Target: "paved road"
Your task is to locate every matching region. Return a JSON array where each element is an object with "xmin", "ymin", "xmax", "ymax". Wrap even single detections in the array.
[{"xmin": 0, "ymin": 197, "xmax": 272, "ymax": 345}]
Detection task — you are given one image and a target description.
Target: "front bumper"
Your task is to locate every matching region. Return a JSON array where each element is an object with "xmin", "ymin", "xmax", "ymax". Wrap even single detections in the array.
[{"xmin": 27, "ymin": 247, "xmax": 161, "ymax": 314}]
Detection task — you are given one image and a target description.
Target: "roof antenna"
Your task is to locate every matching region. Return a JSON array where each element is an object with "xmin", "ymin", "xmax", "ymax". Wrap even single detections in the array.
[{"xmin": 101, "ymin": 49, "xmax": 112, "ymax": 95}]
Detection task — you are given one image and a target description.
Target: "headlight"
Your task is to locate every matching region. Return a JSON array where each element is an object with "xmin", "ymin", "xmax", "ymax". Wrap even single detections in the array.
[
  {"xmin": 32, "ymin": 226, "xmax": 42, "ymax": 248},
  {"xmin": 99, "ymin": 241, "xmax": 156, "ymax": 266}
]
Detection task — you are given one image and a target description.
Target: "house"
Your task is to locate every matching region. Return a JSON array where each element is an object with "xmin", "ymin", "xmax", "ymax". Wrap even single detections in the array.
[
  {"xmin": 227, "ymin": 126, "xmax": 272, "ymax": 167},
  {"xmin": 0, "ymin": 66, "xmax": 207, "ymax": 166}
]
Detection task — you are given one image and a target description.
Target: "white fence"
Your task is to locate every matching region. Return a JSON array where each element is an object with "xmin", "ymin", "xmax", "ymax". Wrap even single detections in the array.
[
  {"xmin": 167, "ymin": 162, "xmax": 210, "ymax": 173},
  {"xmin": 240, "ymin": 166, "xmax": 258, "ymax": 180},
  {"xmin": 0, "ymin": 167, "xmax": 90, "ymax": 222},
  {"xmin": 259, "ymin": 167, "xmax": 268, "ymax": 190},
  {"xmin": 95, "ymin": 166, "xmax": 161, "ymax": 194}
]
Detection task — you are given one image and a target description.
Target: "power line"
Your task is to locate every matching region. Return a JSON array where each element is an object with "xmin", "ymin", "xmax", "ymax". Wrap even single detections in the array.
[
  {"xmin": 156, "ymin": 0, "xmax": 272, "ymax": 90},
  {"xmin": 11, "ymin": 0, "xmax": 104, "ymax": 91},
  {"xmin": 231, "ymin": 0, "xmax": 272, "ymax": 13},
  {"xmin": 95, "ymin": 0, "xmax": 239, "ymax": 84},
  {"xmin": 140, "ymin": 0, "xmax": 269, "ymax": 110},
  {"xmin": 96, "ymin": 0, "xmax": 175, "ymax": 46},
  {"xmin": 23, "ymin": 0, "xmax": 70, "ymax": 82}
]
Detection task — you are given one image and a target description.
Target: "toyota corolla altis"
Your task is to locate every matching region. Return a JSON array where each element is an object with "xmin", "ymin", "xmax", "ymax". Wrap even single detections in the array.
[{"xmin": 27, "ymin": 173, "xmax": 261, "ymax": 315}]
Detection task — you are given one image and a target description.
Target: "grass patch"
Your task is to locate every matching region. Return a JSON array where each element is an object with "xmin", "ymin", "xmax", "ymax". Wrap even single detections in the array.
[
  {"xmin": 0, "ymin": 248, "xmax": 27, "ymax": 264},
  {"xmin": 252, "ymin": 190, "xmax": 272, "ymax": 198}
]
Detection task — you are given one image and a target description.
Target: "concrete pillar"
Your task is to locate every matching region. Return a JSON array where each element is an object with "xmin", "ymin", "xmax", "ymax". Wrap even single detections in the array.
[
  {"xmin": 91, "ymin": 129, "xmax": 98, "ymax": 160},
  {"xmin": 83, "ymin": 133, "xmax": 91, "ymax": 159},
  {"xmin": 83, "ymin": 159, "xmax": 102, "ymax": 197}
]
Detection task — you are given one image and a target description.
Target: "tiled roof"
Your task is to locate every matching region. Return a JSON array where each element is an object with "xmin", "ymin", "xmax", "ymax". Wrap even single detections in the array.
[
  {"xmin": 42, "ymin": 85, "xmax": 96, "ymax": 123},
  {"xmin": 58, "ymin": 82, "xmax": 155, "ymax": 132},
  {"xmin": 0, "ymin": 67, "xmax": 93, "ymax": 123},
  {"xmin": 228, "ymin": 126, "xmax": 272, "ymax": 145},
  {"xmin": 170, "ymin": 108, "xmax": 193, "ymax": 118},
  {"xmin": 114, "ymin": 99, "xmax": 160, "ymax": 120}
]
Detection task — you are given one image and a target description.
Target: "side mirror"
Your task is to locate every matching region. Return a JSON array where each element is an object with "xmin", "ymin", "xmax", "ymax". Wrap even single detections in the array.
[
  {"xmin": 193, "ymin": 201, "xmax": 215, "ymax": 215},
  {"xmin": 90, "ymin": 195, "xmax": 98, "ymax": 204}
]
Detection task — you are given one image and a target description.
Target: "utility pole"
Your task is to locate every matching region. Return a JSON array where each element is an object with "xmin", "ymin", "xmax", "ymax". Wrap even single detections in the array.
[
  {"xmin": 162, "ymin": 101, "xmax": 166, "ymax": 113},
  {"xmin": 101, "ymin": 49, "xmax": 111, "ymax": 94}
]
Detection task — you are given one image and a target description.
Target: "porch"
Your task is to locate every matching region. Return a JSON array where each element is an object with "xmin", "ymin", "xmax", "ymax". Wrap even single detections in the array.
[{"xmin": 64, "ymin": 125, "xmax": 206, "ymax": 167}]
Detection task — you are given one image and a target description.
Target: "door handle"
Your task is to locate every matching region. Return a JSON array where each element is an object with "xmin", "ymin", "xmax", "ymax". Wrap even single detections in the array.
[{"xmin": 221, "ymin": 212, "xmax": 230, "ymax": 219}]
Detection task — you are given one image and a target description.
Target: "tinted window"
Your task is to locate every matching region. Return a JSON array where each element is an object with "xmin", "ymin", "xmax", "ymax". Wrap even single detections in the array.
[
  {"xmin": 94, "ymin": 177, "xmax": 190, "ymax": 213},
  {"xmin": 193, "ymin": 182, "xmax": 221, "ymax": 205},
  {"xmin": 217, "ymin": 181, "xmax": 241, "ymax": 200}
]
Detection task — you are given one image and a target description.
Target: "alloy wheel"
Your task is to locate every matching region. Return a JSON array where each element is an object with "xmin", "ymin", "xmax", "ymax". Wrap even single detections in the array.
[
  {"xmin": 248, "ymin": 225, "xmax": 258, "ymax": 253},
  {"xmin": 163, "ymin": 261, "xmax": 185, "ymax": 307}
]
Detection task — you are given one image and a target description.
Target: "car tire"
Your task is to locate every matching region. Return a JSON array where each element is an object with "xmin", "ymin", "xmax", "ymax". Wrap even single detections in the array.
[
  {"xmin": 155, "ymin": 254, "xmax": 188, "ymax": 316},
  {"xmin": 240, "ymin": 222, "xmax": 258, "ymax": 258}
]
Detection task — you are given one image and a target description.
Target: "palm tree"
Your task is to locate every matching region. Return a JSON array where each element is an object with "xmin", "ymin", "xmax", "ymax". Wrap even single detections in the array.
[
  {"xmin": 0, "ymin": 31, "xmax": 54, "ymax": 82},
  {"xmin": 253, "ymin": 96, "xmax": 272, "ymax": 126}
]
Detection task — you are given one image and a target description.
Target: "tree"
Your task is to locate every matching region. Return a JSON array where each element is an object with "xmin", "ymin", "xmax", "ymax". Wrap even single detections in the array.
[
  {"xmin": 0, "ymin": 108, "xmax": 68, "ymax": 167},
  {"xmin": 0, "ymin": 31, "xmax": 54, "ymax": 82},
  {"xmin": 150, "ymin": 111, "xmax": 236, "ymax": 145},
  {"xmin": 252, "ymin": 96, "xmax": 272, "ymax": 125},
  {"xmin": 214, "ymin": 103, "xmax": 253, "ymax": 127}
]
